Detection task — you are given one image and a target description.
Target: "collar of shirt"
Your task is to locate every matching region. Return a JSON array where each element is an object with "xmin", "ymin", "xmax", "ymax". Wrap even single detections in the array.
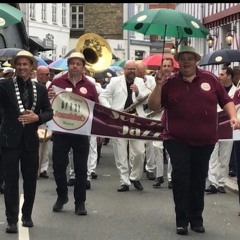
[
  {"xmin": 176, "ymin": 67, "xmax": 200, "ymax": 82},
  {"xmin": 65, "ymin": 74, "xmax": 88, "ymax": 85},
  {"xmin": 17, "ymin": 76, "xmax": 32, "ymax": 87}
]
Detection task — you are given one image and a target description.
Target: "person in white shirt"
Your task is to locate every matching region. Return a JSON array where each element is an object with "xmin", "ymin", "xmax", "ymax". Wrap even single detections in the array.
[
  {"xmin": 99, "ymin": 60, "xmax": 151, "ymax": 192},
  {"xmin": 136, "ymin": 59, "xmax": 173, "ymax": 189},
  {"xmin": 206, "ymin": 66, "xmax": 237, "ymax": 194},
  {"xmin": 35, "ymin": 66, "xmax": 53, "ymax": 179}
]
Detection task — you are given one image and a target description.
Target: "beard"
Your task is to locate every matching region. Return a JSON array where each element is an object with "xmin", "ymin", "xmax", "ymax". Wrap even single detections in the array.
[{"xmin": 126, "ymin": 72, "xmax": 135, "ymax": 83}]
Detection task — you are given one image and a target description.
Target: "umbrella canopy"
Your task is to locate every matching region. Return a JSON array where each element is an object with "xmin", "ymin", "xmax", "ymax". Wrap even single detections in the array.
[
  {"xmin": 109, "ymin": 66, "xmax": 123, "ymax": 76},
  {"xmin": 123, "ymin": 8, "xmax": 209, "ymax": 39},
  {"xmin": 143, "ymin": 54, "xmax": 179, "ymax": 69},
  {"xmin": 1, "ymin": 61, "xmax": 11, "ymax": 67},
  {"xmin": 94, "ymin": 68, "xmax": 117, "ymax": 79},
  {"xmin": 0, "ymin": 3, "xmax": 25, "ymax": 28},
  {"xmin": 111, "ymin": 59, "xmax": 126, "ymax": 68},
  {"xmin": 0, "ymin": 47, "xmax": 23, "ymax": 61},
  {"xmin": 41, "ymin": 57, "xmax": 53, "ymax": 64},
  {"xmin": 198, "ymin": 49, "xmax": 240, "ymax": 67},
  {"xmin": 34, "ymin": 56, "xmax": 48, "ymax": 67},
  {"xmin": 48, "ymin": 58, "xmax": 68, "ymax": 71},
  {"xmin": 123, "ymin": 8, "xmax": 209, "ymax": 58},
  {"xmin": 109, "ymin": 66, "xmax": 123, "ymax": 72}
]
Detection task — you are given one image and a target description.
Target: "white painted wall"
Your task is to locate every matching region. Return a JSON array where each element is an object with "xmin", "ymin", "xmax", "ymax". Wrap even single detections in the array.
[{"xmin": 20, "ymin": 3, "xmax": 71, "ymax": 61}]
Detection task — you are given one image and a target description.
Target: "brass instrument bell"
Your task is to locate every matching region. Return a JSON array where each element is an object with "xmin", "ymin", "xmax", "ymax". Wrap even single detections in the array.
[{"xmin": 75, "ymin": 33, "xmax": 112, "ymax": 73}]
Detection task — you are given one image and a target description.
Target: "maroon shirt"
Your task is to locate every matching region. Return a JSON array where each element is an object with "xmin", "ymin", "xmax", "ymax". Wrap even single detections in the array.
[
  {"xmin": 161, "ymin": 68, "xmax": 233, "ymax": 146},
  {"xmin": 233, "ymin": 88, "xmax": 240, "ymax": 105},
  {"xmin": 48, "ymin": 72, "xmax": 99, "ymax": 135},
  {"xmin": 48, "ymin": 72, "xmax": 99, "ymax": 103}
]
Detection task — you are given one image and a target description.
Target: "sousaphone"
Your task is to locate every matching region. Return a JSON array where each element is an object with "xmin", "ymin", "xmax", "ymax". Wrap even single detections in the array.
[{"xmin": 75, "ymin": 33, "xmax": 112, "ymax": 73}]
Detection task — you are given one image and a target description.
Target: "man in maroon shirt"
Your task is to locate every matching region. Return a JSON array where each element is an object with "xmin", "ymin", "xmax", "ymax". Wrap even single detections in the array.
[
  {"xmin": 232, "ymin": 89, "xmax": 240, "ymax": 216},
  {"xmin": 48, "ymin": 52, "xmax": 99, "ymax": 216},
  {"xmin": 148, "ymin": 45, "xmax": 240, "ymax": 235}
]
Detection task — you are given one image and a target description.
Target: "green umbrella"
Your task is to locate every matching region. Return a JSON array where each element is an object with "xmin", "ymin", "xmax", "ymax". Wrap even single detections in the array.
[
  {"xmin": 123, "ymin": 8, "xmax": 209, "ymax": 39},
  {"xmin": 0, "ymin": 4, "xmax": 25, "ymax": 28},
  {"xmin": 123, "ymin": 8, "xmax": 209, "ymax": 60},
  {"xmin": 111, "ymin": 59, "xmax": 126, "ymax": 68}
]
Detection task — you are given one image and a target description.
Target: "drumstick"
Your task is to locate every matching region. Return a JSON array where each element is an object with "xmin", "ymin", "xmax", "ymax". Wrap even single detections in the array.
[{"xmin": 38, "ymin": 129, "xmax": 48, "ymax": 178}]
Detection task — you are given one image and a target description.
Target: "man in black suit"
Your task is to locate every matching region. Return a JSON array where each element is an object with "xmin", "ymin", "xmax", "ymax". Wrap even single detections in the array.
[
  {"xmin": 0, "ymin": 50, "xmax": 53, "ymax": 234},
  {"xmin": 0, "ymin": 105, "xmax": 4, "ymax": 194}
]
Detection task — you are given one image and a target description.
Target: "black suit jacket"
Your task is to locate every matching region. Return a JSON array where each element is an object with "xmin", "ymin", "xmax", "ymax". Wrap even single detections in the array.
[{"xmin": 0, "ymin": 77, "xmax": 53, "ymax": 151}]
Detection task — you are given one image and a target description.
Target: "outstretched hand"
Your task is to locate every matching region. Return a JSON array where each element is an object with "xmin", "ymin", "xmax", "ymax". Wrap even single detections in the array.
[{"xmin": 155, "ymin": 68, "xmax": 167, "ymax": 86}]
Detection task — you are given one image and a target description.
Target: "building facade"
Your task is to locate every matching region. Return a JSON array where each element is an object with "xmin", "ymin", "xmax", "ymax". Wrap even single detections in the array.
[
  {"xmin": 176, "ymin": 3, "xmax": 240, "ymax": 74},
  {"xmin": 20, "ymin": 3, "xmax": 70, "ymax": 61},
  {"xmin": 4, "ymin": 3, "xmax": 239, "ymax": 72},
  {"xmin": 20, "ymin": 3, "xmax": 177, "ymax": 63}
]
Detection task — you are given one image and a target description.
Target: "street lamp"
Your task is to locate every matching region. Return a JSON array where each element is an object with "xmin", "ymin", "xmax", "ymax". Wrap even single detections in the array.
[
  {"xmin": 207, "ymin": 30, "xmax": 218, "ymax": 49},
  {"xmin": 226, "ymin": 26, "xmax": 237, "ymax": 46},
  {"xmin": 207, "ymin": 34, "xmax": 215, "ymax": 48},
  {"xmin": 170, "ymin": 45, "xmax": 176, "ymax": 55}
]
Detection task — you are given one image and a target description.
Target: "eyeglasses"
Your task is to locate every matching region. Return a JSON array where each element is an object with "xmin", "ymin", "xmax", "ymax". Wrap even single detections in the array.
[{"xmin": 42, "ymin": 73, "xmax": 50, "ymax": 76}]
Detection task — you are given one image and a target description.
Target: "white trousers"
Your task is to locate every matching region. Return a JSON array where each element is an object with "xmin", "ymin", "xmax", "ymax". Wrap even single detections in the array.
[
  {"xmin": 112, "ymin": 138, "xmax": 145, "ymax": 186},
  {"xmin": 68, "ymin": 136, "xmax": 98, "ymax": 181},
  {"xmin": 39, "ymin": 141, "xmax": 51, "ymax": 173},
  {"xmin": 208, "ymin": 140, "xmax": 233, "ymax": 187},
  {"xmin": 153, "ymin": 141, "xmax": 172, "ymax": 180},
  {"xmin": 38, "ymin": 125, "xmax": 52, "ymax": 173},
  {"xmin": 87, "ymin": 136, "xmax": 98, "ymax": 176},
  {"xmin": 145, "ymin": 141, "xmax": 156, "ymax": 172}
]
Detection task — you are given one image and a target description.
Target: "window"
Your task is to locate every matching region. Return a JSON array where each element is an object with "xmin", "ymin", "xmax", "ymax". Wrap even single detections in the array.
[
  {"xmin": 29, "ymin": 3, "xmax": 35, "ymax": 19},
  {"xmin": 52, "ymin": 3, "xmax": 57, "ymax": 24},
  {"xmin": 52, "ymin": 46, "xmax": 57, "ymax": 61},
  {"xmin": 62, "ymin": 3, "xmax": 67, "ymax": 26},
  {"xmin": 62, "ymin": 46, "xmax": 67, "ymax": 57},
  {"xmin": 41, "ymin": 4, "xmax": 47, "ymax": 22},
  {"xmin": 71, "ymin": 4, "xmax": 84, "ymax": 30}
]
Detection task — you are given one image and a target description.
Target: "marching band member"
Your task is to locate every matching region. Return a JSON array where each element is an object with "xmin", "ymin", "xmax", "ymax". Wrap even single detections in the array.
[
  {"xmin": 99, "ymin": 60, "xmax": 151, "ymax": 192},
  {"xmin": 206, "ymin": 66, "xmax": 237, "ymax": 194},
  {"xmin": 0, "ymin": 50, "xmax": 53, "ymax": 233},
  {"xmin": 136, "ymin": 60, "xmax": 173, "ymax": 189},
  {"xmin": 48, "ymin": 52, "xmax": 99, "ymax": 216},
  {"xmin": 35, "ymin": 66, "xmax": 53, "ymax": 179},
  {"xmin": 148, "ymin": 45, "xmax": 240, "ymax": 235}
]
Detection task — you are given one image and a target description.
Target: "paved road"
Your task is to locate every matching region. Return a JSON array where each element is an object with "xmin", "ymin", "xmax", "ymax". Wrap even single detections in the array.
[{"xmin": 0, "ymin": 141, "xmax": 240, "ymax": 240}]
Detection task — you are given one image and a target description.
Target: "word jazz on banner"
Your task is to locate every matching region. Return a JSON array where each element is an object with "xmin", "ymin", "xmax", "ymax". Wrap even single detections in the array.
[{"xmin": 47, "ymin": 88, "xmax": 240, "ymax": 141}]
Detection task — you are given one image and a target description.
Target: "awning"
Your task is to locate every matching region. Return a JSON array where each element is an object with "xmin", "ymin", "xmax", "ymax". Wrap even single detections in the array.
[{"xmin": 29, "ymin": 36, "xmax": 54, "ymax": 52}]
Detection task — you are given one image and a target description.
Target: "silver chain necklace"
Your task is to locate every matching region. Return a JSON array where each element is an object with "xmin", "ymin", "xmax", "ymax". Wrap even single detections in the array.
[{"xmin": 13, "ymin": 76, "xmax": 37, "ymax": 114}]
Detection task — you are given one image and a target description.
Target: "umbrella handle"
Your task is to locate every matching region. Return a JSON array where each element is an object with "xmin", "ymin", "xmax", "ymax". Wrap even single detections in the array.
[{"xmin": 160, "ymin": 26, "xmax": 167, "ymax": 68}]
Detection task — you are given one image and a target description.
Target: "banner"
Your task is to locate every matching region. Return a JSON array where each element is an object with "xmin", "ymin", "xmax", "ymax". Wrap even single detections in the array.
[{"xmin": 47, "ymin": 87, "xmax": 240, "ymax": 141}]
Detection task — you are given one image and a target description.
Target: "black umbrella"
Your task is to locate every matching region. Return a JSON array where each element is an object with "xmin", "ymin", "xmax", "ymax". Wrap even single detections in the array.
[
  {"xmin": 0, "ymin": 47, "xmax": 23, "ymax": 61},
  {"xmin": 94, "ymin": 68, "xmax": 117, "ymax": 79},
  {"xmin": 198, "ymin": 49, "xmax": 240, "ymax": 67}
]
